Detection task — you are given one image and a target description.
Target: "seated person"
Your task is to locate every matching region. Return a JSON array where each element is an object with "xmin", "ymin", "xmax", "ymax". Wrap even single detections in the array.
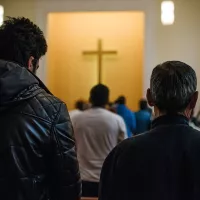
[
  {"xmin": 135, "ymin": 99, "xmax": 152, "ymax": 134},
  {"xmin": 73, "ymin": 84, "xmax": 127, "ymax": 197}
]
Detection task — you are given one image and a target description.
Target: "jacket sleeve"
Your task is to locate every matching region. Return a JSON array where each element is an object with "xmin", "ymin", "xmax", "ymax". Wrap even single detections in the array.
[{"xmin": 48, "ymin": 102, "xmax": 81, "ymax": 200}]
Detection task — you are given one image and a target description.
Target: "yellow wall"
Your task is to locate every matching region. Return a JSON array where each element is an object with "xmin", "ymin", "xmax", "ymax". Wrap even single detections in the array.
[
  {"xmin": 47, "ymin": 12, "xmax": 144, "ymax": 110},
  {"xmin": 2, "ymin": 0, "xmax": 36, "ymax": 23}
]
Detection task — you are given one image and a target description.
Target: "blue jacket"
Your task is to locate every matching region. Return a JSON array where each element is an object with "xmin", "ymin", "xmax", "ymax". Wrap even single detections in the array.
[
  {"xmin": 135, "ymin": 110, "xmax": 151, "ymax": 134},
  {"xmin": 116, "ymin": 104, "xmax": 136, "ymax": 137}
]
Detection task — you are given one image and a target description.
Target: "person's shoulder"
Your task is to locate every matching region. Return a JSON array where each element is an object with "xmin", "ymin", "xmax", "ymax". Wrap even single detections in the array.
[
  {"xmin": 72, "ymin": 110, "xmax": 86, "ymax": 119},
  {"xmin": 127, "ymin": 130, "xmax": 149, "ymax": 141},
  {"xmin": 109, "ymin": 127, "xmax": 200, "ymax": 158},
  {"xmin": 126, "ymin": 107, "xmax": 135, "ymax": 116},
  {"xmin": 23, "ymin": 88, "xmax": 65, "ymax": 122},
  {"xmin": 114, "ymin": 132, "xmax": 147, "ymax": 149},
  {"xmin": 35, "ymin": 89, "xmax": 63, "ymax": 109},
  {"xmin": 106, "ymin": 109, "xmax": 124, "ymax": 121},
  {"xmin": 179, "ymin": 126, "xmax": 200, "ymax": 155},
  {"xmin": 189, "ymin": 122, "xmax": 200, "ymax": 131},
  {"xmin": 186, "ymin": 125, "xmax": 200, "ymax": 140},
  {"xmin": 105, "ymin": 136, "xmax": 139, "ymax": 163},
  {"xmin": 69, "ymin": 109, "xmax": 81, "ymax": 117},
  {"xmin": 106, "ymin": 131, "xmax": 152, "ymax": 163}
]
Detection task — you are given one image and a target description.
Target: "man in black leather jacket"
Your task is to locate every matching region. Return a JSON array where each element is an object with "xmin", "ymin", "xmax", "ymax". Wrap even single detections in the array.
[{"xmin": 0, "ymin": 17, "xmax": 81, "ymax": 200}]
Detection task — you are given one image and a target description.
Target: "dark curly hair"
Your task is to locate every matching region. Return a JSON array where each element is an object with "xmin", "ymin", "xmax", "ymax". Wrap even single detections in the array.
[{"xmin": 0, "ymin": 17, "xmax": 47, "ymax": 67}]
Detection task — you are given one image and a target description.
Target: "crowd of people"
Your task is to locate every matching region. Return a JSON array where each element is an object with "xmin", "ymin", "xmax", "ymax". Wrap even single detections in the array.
[
  {"xmin": 1, "ymin": 16, "xmax": 200, "ymax": 200},
  {"xmin": 69, "ymin": 90, "xmax": 153, "ymax": 196},
  {"xmin": 70, "ymin": 97, "xmax": 152, "ymax": 137}
]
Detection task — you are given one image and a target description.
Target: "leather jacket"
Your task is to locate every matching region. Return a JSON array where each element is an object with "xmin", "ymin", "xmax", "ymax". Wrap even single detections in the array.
[{"xmin": 0, "ymin": 60, "xmax": 81, "ymax": 200}]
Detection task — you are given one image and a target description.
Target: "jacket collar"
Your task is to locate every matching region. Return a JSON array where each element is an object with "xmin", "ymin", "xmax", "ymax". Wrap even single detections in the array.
[
  {"xmin": 0, "ymin": 60, "xmax": 51, "ymax": 106},
  {"xmin": 152, "ymin": 114, "xmax": 189, "ymax": 129}
]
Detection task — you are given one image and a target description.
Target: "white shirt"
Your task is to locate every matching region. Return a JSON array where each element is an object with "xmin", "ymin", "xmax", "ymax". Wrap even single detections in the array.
[
  {"xmin": 69, "ymin": 109, "xmax": 82, "ymax": 122},
  {"xmin": 73, "ymin": 108, "xmax": 127, "ymax": 182}
]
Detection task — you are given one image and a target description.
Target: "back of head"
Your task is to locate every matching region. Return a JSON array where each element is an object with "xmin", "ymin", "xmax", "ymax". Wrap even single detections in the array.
[
  {"xmin": 139, "ymin": 99, "xmax": 148, "ymax": 110},
  {"xmin": 150, "ymin": 61, "xmax": 197, "ymax": 113},
  {"xmin": 90, "ymin": 84, "xmax": 109, "ymax": 107},
  {"xmin": 0, "ymin": 17, "xmax": 47, "ymax": 68},
  {"xmin": 116, "ymin": 96, "xmax": 126, "ymax": 105},
  {"xmin": 75, "ymin": 100, "xmax": 85, "ymax": 111}
]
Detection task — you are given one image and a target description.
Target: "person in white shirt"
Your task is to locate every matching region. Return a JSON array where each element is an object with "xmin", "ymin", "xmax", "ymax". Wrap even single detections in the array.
[
  {"xmin": 73, "ymin": 84, "xmax": 127, "ymax": 197},
  {"xmin": 69, "ymin": 100, "xmax": 85, "ymax": 121}
]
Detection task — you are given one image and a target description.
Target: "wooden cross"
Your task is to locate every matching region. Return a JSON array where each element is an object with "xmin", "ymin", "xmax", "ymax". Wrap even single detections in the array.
[{"xmin": 83, "ymin": 39, "xmax": 117, "ymax": 83}]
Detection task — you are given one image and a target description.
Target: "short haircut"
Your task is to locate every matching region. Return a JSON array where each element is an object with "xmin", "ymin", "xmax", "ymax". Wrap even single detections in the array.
[
  {"xmin": 150, "ymin": 61, "xmax": 197, "ymax": 113},
  {"xmin": 139, "ymin": 99, "xmax": 148, "ymax": 110},
  {"xmin": 0, "ymin": 17, "xmax": 47, "ymax": 67},
  {"xmin": 90, "ymin": 84, "xmax": 109, "ymax": 107},
  {"xmin": 115, "ymin": 96, "xmax": 126, "ymax": 105},
  {"xmin": 75, "ymin": 100, "xmax": 85, "ymax": 111}
]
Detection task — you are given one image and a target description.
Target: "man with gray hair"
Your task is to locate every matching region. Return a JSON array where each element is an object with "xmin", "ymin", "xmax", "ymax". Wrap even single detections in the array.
[{"xmin": 99, "ymin": 61, "xmax": 200, "ymax": 200}]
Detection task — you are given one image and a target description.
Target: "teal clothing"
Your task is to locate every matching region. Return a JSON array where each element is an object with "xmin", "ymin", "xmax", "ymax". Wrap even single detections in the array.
[
  {"xmin": 135, "ymin": 110, "xmax": 151, "ymax": 134},
  {"xmin": 116, "ymin": 104, "xmax": 136, "ymax": 137}
]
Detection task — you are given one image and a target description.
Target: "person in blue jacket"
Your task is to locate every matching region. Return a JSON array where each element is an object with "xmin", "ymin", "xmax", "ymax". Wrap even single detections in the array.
[
  {"xmin": 135, "ymin": 99, "xmax": 152, "ymax": 134},
  {"xmin": 115, "ymin": 96, "xmax": 136, "ymax": 137}
]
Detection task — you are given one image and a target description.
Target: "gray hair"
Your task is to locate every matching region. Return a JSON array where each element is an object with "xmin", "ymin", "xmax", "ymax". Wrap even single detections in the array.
[{"xmin": 150, "ymin": 61, "xmax": 197, "ymax": 113}]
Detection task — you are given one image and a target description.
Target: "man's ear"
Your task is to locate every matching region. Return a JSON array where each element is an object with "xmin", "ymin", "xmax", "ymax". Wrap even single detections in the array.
[
  {"xmin": 146, "ymin": 88, "xmax": 154, "ymax": 107},
  {"xmin": 189, "ymin": 91, "xmax": 199, "ymax": 110},
  {"xmin": 27, "ymin": 56, "xmax": 34, "ymax": 72}
]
